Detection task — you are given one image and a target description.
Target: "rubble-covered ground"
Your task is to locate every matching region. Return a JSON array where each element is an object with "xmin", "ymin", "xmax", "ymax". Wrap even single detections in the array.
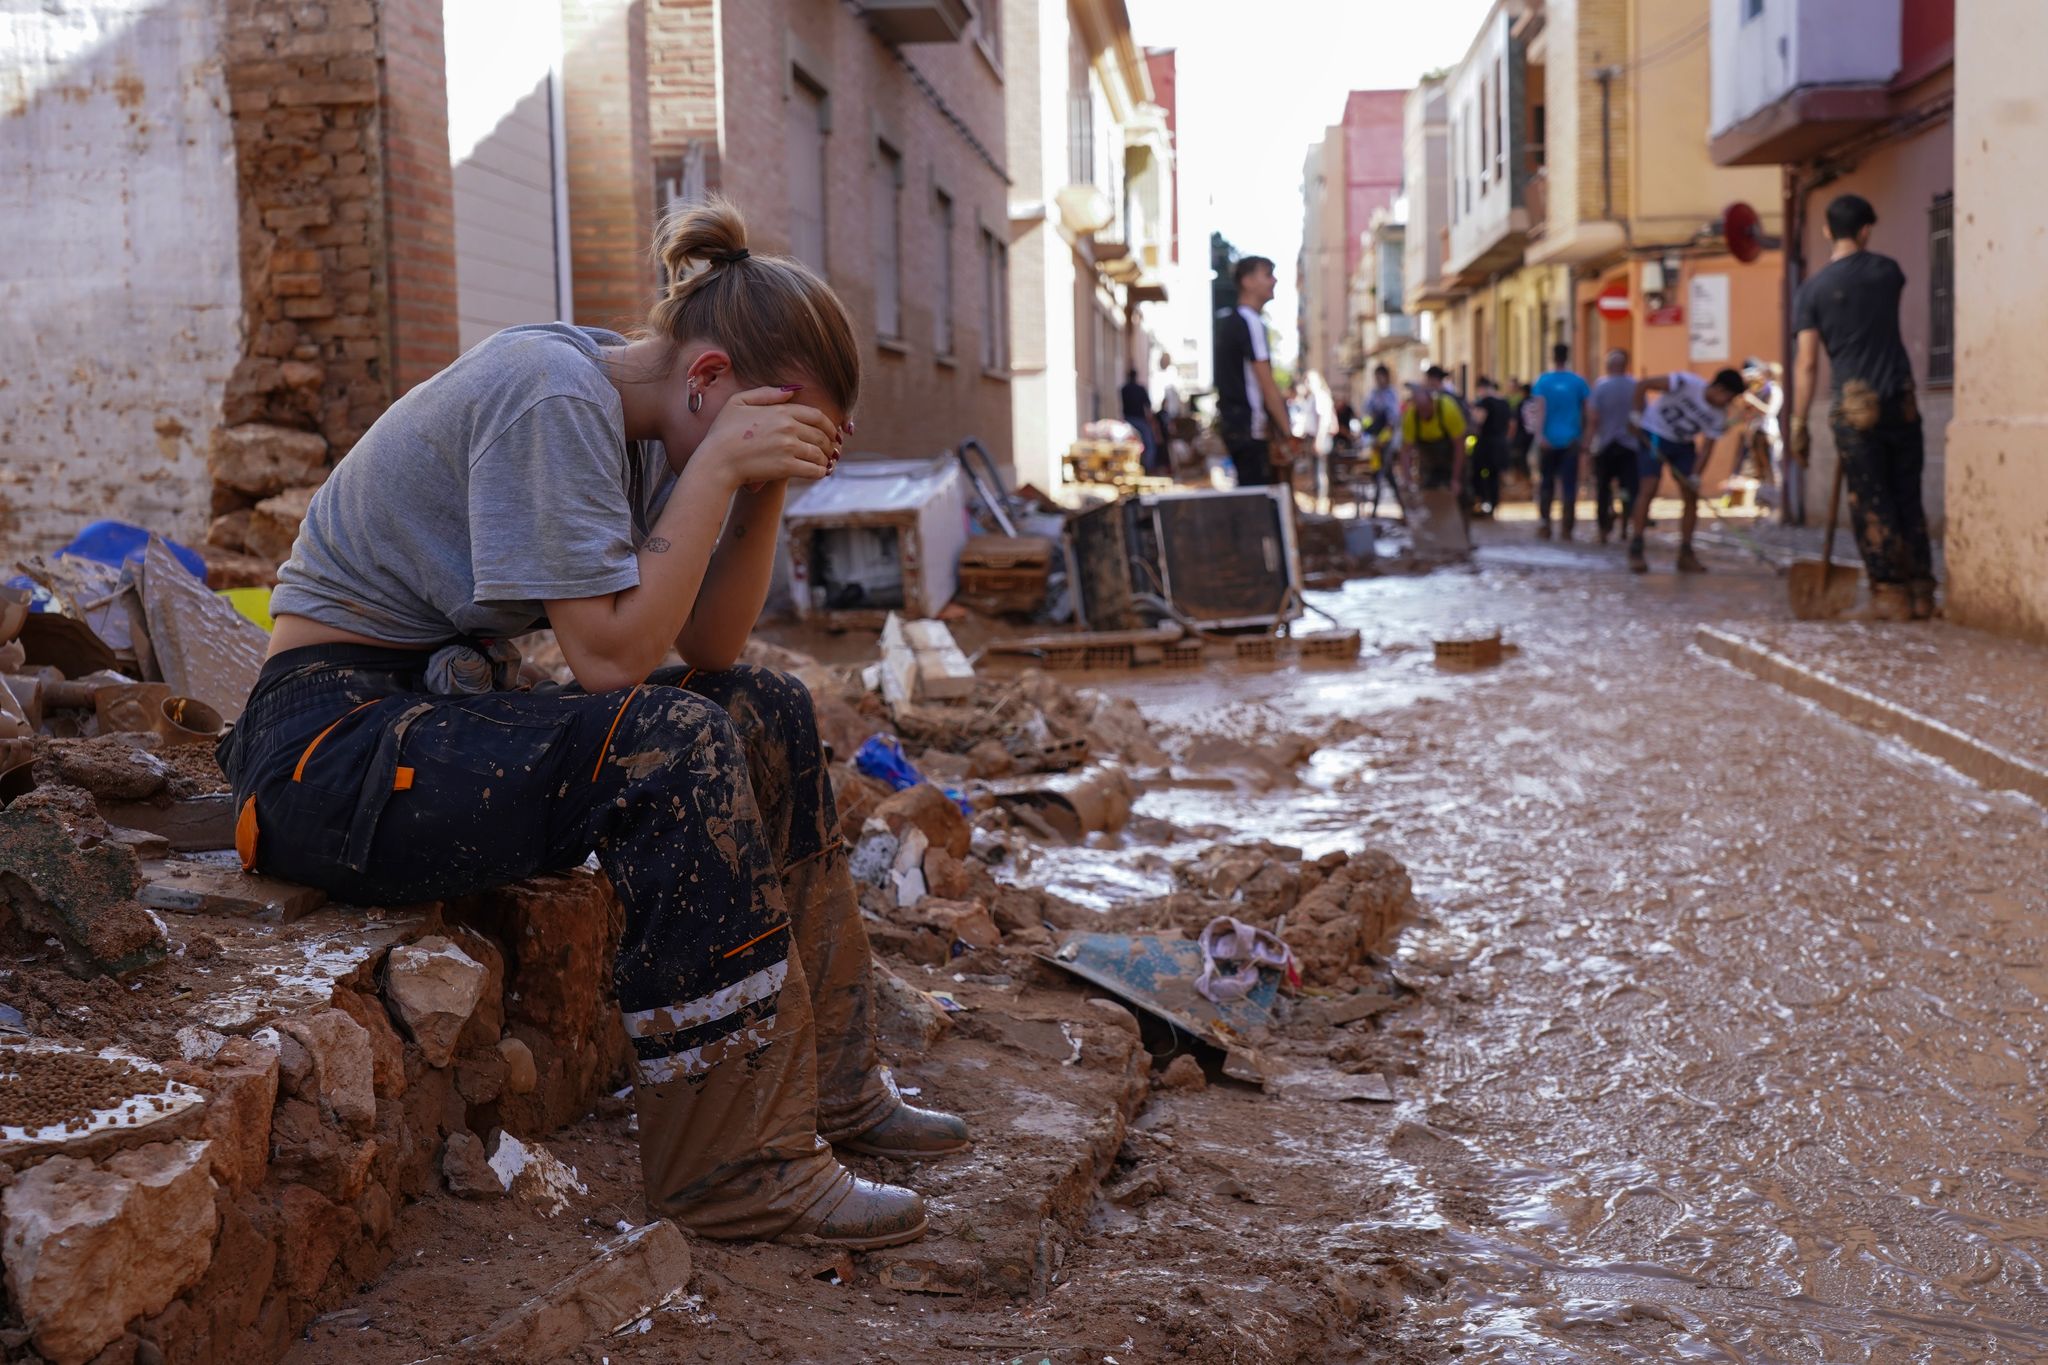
[{"xmin": 9, "ymin": 523, "xmax": 2048, "ymax": 1363}]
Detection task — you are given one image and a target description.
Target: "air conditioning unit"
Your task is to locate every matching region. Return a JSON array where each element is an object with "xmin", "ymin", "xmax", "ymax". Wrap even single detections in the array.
[{"xmin": 1068, "ymin": 488, "xmax": 1302, "ymax": 632}]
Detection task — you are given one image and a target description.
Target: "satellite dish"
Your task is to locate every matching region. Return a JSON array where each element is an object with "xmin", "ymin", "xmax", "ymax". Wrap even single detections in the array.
[{"xmin": 1723, "ymin": 201, "xmax": 1781, "ymax": 263}]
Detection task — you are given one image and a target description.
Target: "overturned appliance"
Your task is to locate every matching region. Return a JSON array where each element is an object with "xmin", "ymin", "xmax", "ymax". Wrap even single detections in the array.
[
  {"xmin": 1069, "ymin": 486, "xmax": 1302, "ymax": 632},
  {"xmin": 783, "ymin": 456, "xmax": 970, "ymax": 625}
]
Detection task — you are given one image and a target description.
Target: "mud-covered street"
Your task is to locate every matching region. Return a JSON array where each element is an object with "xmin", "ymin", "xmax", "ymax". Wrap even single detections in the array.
[{"xmin": 1009, "ymin": 529, "xmax": 2042, "ymax": 1362}]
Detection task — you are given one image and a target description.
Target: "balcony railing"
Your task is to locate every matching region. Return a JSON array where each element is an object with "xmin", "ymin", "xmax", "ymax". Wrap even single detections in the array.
[{"xmin": 1524, "ymin": 167, "xmax": 1548, "ymax": 241}]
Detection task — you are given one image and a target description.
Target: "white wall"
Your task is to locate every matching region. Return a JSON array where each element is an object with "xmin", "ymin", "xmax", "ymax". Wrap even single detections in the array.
[
  {"xmin": 1445, "ymin": 6, "xmax": 1516, "ymax": 275},
  {"xmin": 0, "ymin": 0, "xmax": 241, "ymax": 559},
  {"xmin": 1945, "ymin": 0, "xmax": 2048, "ymax": 641},
  {"xmin": 1710, "ymin": 0, "xmax": 1901, "ymax": 136},
  {"xmin": 445, "ymin": 0, "xmax": 569, "ymax": 351},
  {"xmin": 1402, "ymin": 80, "xmax": 1447, "ymax": 307}
]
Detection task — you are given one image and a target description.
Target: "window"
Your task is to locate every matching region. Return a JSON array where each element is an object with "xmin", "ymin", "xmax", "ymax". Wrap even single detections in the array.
[
  {"xmin": 1743, "ymin": 0, "xmax": 1764, "ymax": 19},
  {"xmin": 1478, "ymin": 78, "xmax": 1490, "ymax": 190},
  {"xmin": 1069, "ymin": 90, "xmax": 1096, "ymax": 187},
  {"xmin": 980, "ymin": 225, "xmax": 1009, "ymax": 371},
  {"xmin": 1448, "ymin": 115, "xmax": 1460, "ymax": 223},
  {"xmin": 1493, "ymin": 58, "xmax": 1505, "ymax": 183},
  {"xmin": 933, "ymin": 188, "xmax": 955, "ymax": 356},
  {"xmin": 1928, "ymin": 192, "xmax": 1953, "ymax": 385},
  {"xmin": 873, "ymin": 141, "xmax": 903, "ymax": 339},
  {"xmin": 785, "ymin": 71, "xmax": 828, "ymax": 275},
  {"xmin": 975, "ymin": 0, "xmax": 1001, "ymax": 67}
]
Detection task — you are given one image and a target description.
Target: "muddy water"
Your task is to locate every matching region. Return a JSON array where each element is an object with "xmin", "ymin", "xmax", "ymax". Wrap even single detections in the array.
[{"xmin": 1036, "ymin": 539, "xmax": 2048, "ymax": 1361}]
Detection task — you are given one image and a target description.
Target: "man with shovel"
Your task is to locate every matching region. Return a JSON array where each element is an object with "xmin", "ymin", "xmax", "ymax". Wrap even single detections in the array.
[{"xmin": 1788, "ymin": 193, "xmax": 1936, "ymax": 620}]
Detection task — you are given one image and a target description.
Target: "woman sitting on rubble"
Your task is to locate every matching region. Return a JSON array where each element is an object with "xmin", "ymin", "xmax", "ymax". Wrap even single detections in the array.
[{"xmin": 217, "ymin": 197, "xmax": 966, "ymax": 1250}]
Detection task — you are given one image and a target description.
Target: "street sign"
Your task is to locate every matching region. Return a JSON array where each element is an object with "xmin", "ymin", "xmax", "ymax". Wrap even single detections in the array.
[{"xmin": 1595, "ymin": 278, "xmax": 1631, "ymax": 319}]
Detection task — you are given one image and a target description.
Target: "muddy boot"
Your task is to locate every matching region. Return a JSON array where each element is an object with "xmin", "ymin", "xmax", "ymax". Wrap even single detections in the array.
[
  {"xmin": 1536, "ymin": 520, "xmax": 1553, "ymax": 541},
  {"xmin": 1675, "ymin": 545, "xmax": 1707, "ymax": 574},
  {"xmin": 784, "ymin": 843, "xmax": 971, "ymax": 1159},
  {"xmin": 1854, "ymin": 583, "xmax": 1913, "ymax": 622},
  {"xmin": 1627, "ymin": 537, "xmax": 1648, "ymax": 574},
  {"xmin": 1909, "ymin": 578, "xmax": 1939, "ymax": 620},
  {"xmin": 634, "ymin": 950, "xmax": 928, "ymax": 1248}
]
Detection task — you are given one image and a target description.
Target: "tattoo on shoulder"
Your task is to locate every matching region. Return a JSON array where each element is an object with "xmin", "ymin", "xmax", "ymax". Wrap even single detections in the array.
[
  {"xmin": 731, "ymin": 522, "xmax": 747, "ymax": 539},
  {"xmin": 643, "ymin": 536, "xmax": 672, "ymax": 553}
]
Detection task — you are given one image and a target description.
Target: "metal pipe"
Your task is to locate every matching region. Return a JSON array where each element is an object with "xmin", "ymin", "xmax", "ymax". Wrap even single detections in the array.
[{"xmin": 1597, "ymin": 67, "xmax": 1614, "ymax": 221}]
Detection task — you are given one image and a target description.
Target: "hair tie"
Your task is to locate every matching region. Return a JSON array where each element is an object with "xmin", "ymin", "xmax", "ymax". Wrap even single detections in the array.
[{"xmin": 711, "ymin": 248, "xmax": 749, "ymax": 266}]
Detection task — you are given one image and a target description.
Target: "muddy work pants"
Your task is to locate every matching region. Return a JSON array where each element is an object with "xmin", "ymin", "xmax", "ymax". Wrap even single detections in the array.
[
  {"xmin": 218, "ymin": 645, "xmax": 894, "ymax": 1237},
  {"xmin": 1832, "ymin": 390, "xmax": 1933, "ymax": 588}
]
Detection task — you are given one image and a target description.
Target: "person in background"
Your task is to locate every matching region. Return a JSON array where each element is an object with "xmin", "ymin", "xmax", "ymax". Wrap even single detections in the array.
[
  {"xmin": 1529, "ymin": 343, "xmax": 1594, "ymax": 540},
  {"xmin": 1402, "ymin": 364, "xmax": 1467, "ymax": 493},
  {"xmin": 1150, "ymin": 353, "xmax": 1184, "ymax": 477},
  {"xmin": 1741, "ymin": 358, "xmax": 1797, "ymax": 525},
  {"xmin": 1362, "ymin": 362, "xmax": 1402, "ymax": 516},
  {"xmin": 1589, "ymin": 349, "xmax": 1640, "ymax": 544},
  {"xmin": 1629, "ymin": 367, "xmax": 1746, "ymax": 574},
  {"xmin": 1121, "ymin": 367, "xmax": 1161, "ymax": 474},
  {"xmin": 1508, "ymin": 377, "xmax": 1537, "ymax": 480},
  {"xmin": 1469, "ymin": 377, "xmax": 1513, "ymax": 517},
  {"xmin": 1791, "ymin": 193, "xmax": 1935, "ymax": 618},
  {"xmin": 1214, "ymin": 255, "xmax": 1294, "ymax": 487}
]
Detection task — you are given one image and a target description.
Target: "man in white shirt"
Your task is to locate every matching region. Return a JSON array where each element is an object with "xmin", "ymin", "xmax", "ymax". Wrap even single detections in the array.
[
  {"xmin": 1213, "ymin": 256, "xmax": 1295, "ymax": 487},
  {"xmin": 1628, "ymin": 367, "xmax": 1745, "ymax": 574}
]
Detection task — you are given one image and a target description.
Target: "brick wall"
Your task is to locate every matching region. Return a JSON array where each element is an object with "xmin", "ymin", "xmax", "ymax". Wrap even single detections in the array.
[
  {"xmin": 202, "ymin": 0, "xmax": 459, "ymax": 584},
  {"xmin": 644, "ymin": 0, "xmax": 1014, "ymax": 469},
  {"xmin": 566, "ymin": 0, "xmax": 658, "ymax": 332},
  {"xmin": 377, "ymin": 0, "xmax": 458, "ymax": 394}
]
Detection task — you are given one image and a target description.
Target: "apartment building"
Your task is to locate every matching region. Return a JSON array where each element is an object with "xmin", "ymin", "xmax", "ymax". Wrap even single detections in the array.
[
  {"xmin": 1299, "ymin": 91, "xmax": 1406, "ymax": 403},
  {"xmin": 639, "ymin": 0, "xmax": 1013, "ymax": 470},
  {"xmin": 1004, "ymin": 0, "xmax": 1173, "ymax": 492},
  {"xmin": 1708, "ymin": 0, "xmax": 1951, "ymax": 530}
]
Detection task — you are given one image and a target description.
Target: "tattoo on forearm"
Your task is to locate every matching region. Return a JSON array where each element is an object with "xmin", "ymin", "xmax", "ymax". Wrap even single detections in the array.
[
  {"xmin": 644, "ymin": 536, "xmax": 672, "ymax": 553},
  {"xmin": 731, "ymin": 522, "xmax": 746, "ymax": 540}
]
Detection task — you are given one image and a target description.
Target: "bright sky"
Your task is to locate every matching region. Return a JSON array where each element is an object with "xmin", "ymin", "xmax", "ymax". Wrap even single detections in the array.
[{"xmin": 1127, "ymin": 0, "xmax": 1495, "ymax": 363}]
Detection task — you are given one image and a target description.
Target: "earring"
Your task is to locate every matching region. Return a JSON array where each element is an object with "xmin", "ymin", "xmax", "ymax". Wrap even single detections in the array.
[{"xmin": 688, "ymin": 387, "xmax": 703, "ymax": 415}]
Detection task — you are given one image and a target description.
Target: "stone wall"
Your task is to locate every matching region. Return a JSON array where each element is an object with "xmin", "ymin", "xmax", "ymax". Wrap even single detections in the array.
[
  {"xmin": 0, "ymin": 873, "xmax": 629, "ymax": 1365},
  {"xmin": 0, "ymin": 0, "xmax": 245, "ymax": 563}
]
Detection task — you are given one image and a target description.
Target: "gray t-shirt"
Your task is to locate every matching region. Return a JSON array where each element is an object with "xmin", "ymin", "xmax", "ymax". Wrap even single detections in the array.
[
  {"xmin": 1590, "ymin": 374, "xmax": 1638, "ymax": 452},
  {"xmin": 271, "ymin": 324, "xmax": 676, "ymax": 645}
]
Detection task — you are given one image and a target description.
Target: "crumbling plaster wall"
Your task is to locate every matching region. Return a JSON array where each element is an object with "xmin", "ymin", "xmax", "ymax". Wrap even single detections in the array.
[{"xmin": 0, "ymin": 0, "xmax": 244, "ymax": 562}]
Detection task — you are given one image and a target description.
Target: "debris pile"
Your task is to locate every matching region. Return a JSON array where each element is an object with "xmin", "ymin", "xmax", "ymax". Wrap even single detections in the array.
[
  {"xmin": 0, "ymin": 864, "xmax": 631, "ymax": 1365},
  {"xmin": 1092, "ymin": 842, "xmax": 1416, "ymax": 989}
]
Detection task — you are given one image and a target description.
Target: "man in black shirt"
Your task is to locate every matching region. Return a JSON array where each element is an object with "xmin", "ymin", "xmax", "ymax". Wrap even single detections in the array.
[
  {"xmin": 1468, "ymin": 377, "xmax": 1512, "ymax": 516},
  {"xmin": 1790, "ymin": 193, "xmax": 1935, "ymax": 620},
  {"xmin": 1214, "ymin": 255, "xmax": 1295, "ymax": 487}
]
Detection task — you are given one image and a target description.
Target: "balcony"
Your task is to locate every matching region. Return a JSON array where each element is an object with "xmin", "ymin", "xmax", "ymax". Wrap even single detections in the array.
[
  {"xmin": 1709, "ymin": 0, "xmax": 1902, "ymax": 166},
  {"xmin": 860, "ymin": 0, "xmax": 974, "ymax": 44},
  {"xmin": 1523, "ymin": 167, "xmax": 1547, "ymax": 243}
]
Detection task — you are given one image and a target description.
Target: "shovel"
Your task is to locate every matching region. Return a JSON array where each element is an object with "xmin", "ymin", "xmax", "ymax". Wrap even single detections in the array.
[{"xmin": 1788, "ymin": 456, "xmax": 1859, "ymax": 619}]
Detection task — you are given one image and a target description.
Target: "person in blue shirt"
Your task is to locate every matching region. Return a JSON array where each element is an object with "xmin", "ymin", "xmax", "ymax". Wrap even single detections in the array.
[{"xmin": 1529, "ymin": 343, "xmax": 1594, "ymax": 541}]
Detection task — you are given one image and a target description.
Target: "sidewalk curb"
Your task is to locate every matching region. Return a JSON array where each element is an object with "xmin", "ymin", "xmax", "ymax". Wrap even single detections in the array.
[{"xmin": 1694, "ymin": 625, "xmax": 2048, "ymax": 805}]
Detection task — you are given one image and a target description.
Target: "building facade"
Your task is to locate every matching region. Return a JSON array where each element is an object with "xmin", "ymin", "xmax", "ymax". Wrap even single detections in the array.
[
  {"xmin": 0, "ymin": 0, "xmax": 467, "ymax": 572},
  {"xmin": 1299, "ymin": 90, "xmax": 1406, "ymax": 403},
  {"xmin": 1923, "ymin": 3, "xmax": 2026, "ymax": 633},
  {"xmin": 1411, "ymin": 0, "xmax": 1784, "ymax": 469},
  {"xmin": 643, "ymin": 0, "xmax": 1013, "ymax": 471},
  {"xmin": 1708, "ymin": 0, "xmax": 1952, "ymax": 531},
  {"xmin": 1003, "ymin": 0, "xmax": 1171, "ymax": 493}
]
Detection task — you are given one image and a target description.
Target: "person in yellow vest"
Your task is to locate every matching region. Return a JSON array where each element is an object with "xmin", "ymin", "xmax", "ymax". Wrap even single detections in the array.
[{"xmin": 1401, "ymin": 365, "xmax": 1467, "ymax": 492}]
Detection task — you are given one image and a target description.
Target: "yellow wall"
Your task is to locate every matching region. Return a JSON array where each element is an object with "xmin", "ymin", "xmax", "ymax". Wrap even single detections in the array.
[{"xmin": 1628, "ymin": 0, "xmax": 1781, "ymax": 241}]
